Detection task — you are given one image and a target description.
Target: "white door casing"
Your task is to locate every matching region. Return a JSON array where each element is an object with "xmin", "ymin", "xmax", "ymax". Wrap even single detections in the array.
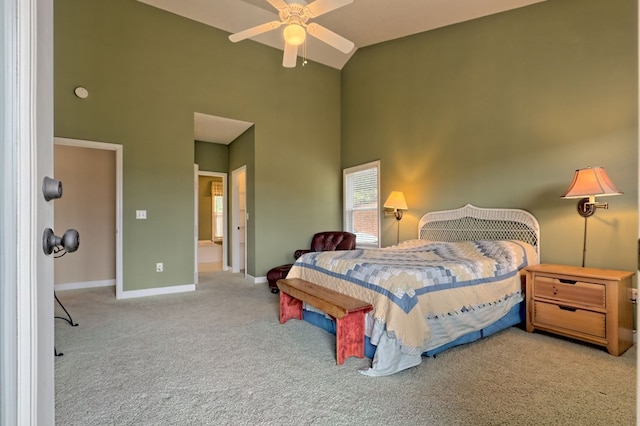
[
  {"xmin": 231, "ymin": 166, "xmax": 247, "ymax": 275},
  {"xmin": 196, "ymin": 170, "xmax": 228, "ymax": 270},
  {"xmin": 194, "ymin": 164, "xmax": 199, "ymax": 284},
  {"xmin": 194, "ymin": 166, "xmax": 229, "ymax": 280},
  {"xmin": 53, "ymin": 138, "xmax": 123, "ymax": 297},
  {"xmin": 1, "ymin": 0, "xmax": 55, "ymax": 424}
]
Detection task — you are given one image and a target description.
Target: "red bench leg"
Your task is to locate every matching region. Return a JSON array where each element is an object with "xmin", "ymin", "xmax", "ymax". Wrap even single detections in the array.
[
  {"xmin": 335, "ymin": 311, "xmax": 367, "ymax": 365},
  {"xmin": 279, "ymin": 291, "xmax": 303, "ymax": 324}
]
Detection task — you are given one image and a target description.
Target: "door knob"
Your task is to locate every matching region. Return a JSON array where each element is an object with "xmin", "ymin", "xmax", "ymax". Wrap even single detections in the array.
[
  {"xmin": 42, "ymin": 176, "xmax": 63, "ymax": 201},
  {"xmin": 43, "ymin": 228, "xmax": 80, "ymax": 255}
]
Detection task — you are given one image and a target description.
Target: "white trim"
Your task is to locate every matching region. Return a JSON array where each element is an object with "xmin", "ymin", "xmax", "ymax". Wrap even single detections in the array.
[
  {"xmin": 231, "ymin": 166, "xmax": 247, "ymax": 275},
  {"xmin": 15, "ymin": 0, "xmax": 40, "ymax": 419},
  {"xmin": 194, "ymin": 164, "xmax": 199, "ymax": 284},
  {"xmin": 117, "ymin": 283, "xmax": 196, "ymax": 300},
  {"xmin": 54, "ymin": 279, "xmax": 115, "ymax": 291},
  {"xmin": 253, "ymin": 276, "xmax": 267, "ymax": 284},
  {"xmin": 343, "ymin": 160, "xmax": 381, "ymax": 175},
  {"xmin": 2, "ymin": 0, "xmax": 55, "ymax": 423},
  {"xmin": 343, "ymin": 160, "xmax": 381, "ymax": 248},
  {"xmin": 54, "ymin": 137, "xmax": 121, "ymax": 151},
  {"xmin": 53, "ymin": 137, "xmax": 124, "ymax": 300},
  {"xmin": 1, "ymin": 3, "xmax": 22, "ymax": 424}
]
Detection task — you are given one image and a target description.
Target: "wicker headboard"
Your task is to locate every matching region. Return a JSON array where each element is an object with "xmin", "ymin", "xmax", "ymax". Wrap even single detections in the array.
[{"xmin": 418, "ymin": 204, "xmax": 540, "ymax": 258}]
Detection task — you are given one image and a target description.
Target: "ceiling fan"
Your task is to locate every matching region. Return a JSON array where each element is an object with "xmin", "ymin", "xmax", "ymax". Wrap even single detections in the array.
[{"xmin": 228, "ymin": 0, "xmax": 355, "ymax": 68}]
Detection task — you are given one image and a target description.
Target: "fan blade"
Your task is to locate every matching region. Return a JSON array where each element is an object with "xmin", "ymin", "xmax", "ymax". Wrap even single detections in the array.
[
  {"xmin": 282, "ymin": 42, "xmax": 298, "ymax": 68},
  {"xmin": 229, "ymin": 21, "xmax": 282, "ymax": 43},
  {"xmin": 306, "ymin": 23, "xmax": 354, "ymax": 53},
  {"xmin": 304, "ymin": 0, "xmax": 353, "ymax": 17},
  {"xmin": 267, "ymin": 0, "xmax": 289, "ymax": 11}
]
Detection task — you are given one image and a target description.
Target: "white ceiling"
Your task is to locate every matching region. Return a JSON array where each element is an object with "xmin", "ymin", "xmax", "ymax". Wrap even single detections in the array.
[
  {"xmin": 194, "ymin": 113, "xmax": 253, "ymax": 145},
  {"xmin": 140, "ymin": 0, "xmax": 545, "ymax": 143},
  {"xmin": 139, "ymin": 0, "xmax": 544, "ymax": 70}
]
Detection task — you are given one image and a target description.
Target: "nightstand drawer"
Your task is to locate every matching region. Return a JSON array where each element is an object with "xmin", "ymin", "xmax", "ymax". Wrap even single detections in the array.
[
  {"xmin": 533, "ymin": 276, "xmax": 605, "ymax": 309},
  {"xmin": 533, "ymin": 301, "xmax": 605, "ymax": 338}
]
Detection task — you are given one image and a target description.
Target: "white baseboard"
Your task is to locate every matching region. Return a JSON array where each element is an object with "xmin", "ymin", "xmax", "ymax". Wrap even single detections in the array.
[
  {"xmin": 117, "ymin": 283, "xmax": 196, "ymax": 300},
  {"xmin": 55, "ymin": 279, "xmax": 115, "ymax": 291},
  {"xmin": 240, "ymin": 273, "xmax": 267, "ymax": 284}
]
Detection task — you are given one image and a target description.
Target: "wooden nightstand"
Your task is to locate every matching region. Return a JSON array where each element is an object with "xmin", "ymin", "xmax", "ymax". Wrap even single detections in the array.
[{"xmin": 525, "ymin": 264, "xmax": 634, "ymax": 356}]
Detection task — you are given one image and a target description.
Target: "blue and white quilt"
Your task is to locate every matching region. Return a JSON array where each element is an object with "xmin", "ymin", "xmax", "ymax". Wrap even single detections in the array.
[{"xmin": 286, "ymin": 239, "xmax": 538, "ymax": 375}]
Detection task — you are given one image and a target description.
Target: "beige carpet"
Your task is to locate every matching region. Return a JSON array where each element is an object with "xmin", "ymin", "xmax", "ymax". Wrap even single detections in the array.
[{"xmin": 55, "ymin": 271, "xmax": 637, "ymax": 425}]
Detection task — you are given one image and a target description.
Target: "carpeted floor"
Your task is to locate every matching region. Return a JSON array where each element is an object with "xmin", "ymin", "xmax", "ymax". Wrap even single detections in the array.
[{"xmin": 55, "ymin": 271, "xmax": 637, "ymax": 425}]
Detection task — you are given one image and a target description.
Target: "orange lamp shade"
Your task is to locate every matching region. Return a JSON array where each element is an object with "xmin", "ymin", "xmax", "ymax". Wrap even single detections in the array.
[
  {"xmin": 561, "ymin": 167, "xmax": 622, "ymax": 200},
  {"xmin": 383, "ymin": 191, "xmax": 408, "ymax": 211}
]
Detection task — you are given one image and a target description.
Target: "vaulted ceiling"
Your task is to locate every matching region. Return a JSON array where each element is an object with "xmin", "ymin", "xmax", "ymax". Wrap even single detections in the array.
[
  {"xmin": 138, "ymin": 0, "xmax": 545, "ymax": 143},
  {"xmin": 139, "ymin": 0, "xmax": 545, "ymax": 70}
]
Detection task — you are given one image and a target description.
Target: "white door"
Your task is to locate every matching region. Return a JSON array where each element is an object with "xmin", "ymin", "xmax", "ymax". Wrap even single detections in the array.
[
  {"xmin": 231, "ymin": 166, "xmax": 247, "ymax": 274},
  {"xmin": 0, "ymin": 0, "xmax": 55, "ymax": 424}
]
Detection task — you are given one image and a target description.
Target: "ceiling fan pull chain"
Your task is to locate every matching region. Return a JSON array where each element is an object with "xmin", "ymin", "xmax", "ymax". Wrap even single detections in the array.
[{"xmin": 303, "ymin": 39, "xmax": 308, "ymax": 66}]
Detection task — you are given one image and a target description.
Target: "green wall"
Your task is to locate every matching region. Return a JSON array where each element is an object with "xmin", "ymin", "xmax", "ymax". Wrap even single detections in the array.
[
  {"xmin": 54, "ymin": 0, "xmax": 342, "ymax": 289},
  {"xmin": 342, "ymin": 0, "xmax": 638, "ymax": 273},
  {"xmin": 54, "ymin": 0, "xmax": 638, "ymax": 290},
  {"xmin": 195, "ymin": 141, "xmax": 228, "ymax": 173}
]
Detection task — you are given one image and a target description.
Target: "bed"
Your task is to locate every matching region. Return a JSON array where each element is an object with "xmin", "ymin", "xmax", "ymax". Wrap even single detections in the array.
[{"xmin": 285, "ymin": 204, "xmax": 540, "ymax": 376}]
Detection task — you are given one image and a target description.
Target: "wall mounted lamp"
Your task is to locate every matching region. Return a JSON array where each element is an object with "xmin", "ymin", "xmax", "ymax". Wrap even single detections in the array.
[
  {"xmin": 560, "ymin": 166, "xmax": 622, "ymax": 267},
  {"xmin": 384, "ymin": 191, "xmax": 408, "ymax": 244}
]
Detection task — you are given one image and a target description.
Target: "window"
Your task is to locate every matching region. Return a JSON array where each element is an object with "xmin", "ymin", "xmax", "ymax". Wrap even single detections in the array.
[
  {"xmin": 343, "ymin": 161, "xmax": 380, "ymax": 248},
  {"xmin": 212, "ymin": 180, "xmax": 224, "ymax": 240}
]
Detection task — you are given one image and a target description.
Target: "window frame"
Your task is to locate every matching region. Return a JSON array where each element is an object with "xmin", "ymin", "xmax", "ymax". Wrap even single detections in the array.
[
  {"xmin": 213, "ymin": 194, "xmax": 224, "ymax": 239},
  {"xmin": 343, "ymin": 160, "xmax": 381, "ymax": 248}
]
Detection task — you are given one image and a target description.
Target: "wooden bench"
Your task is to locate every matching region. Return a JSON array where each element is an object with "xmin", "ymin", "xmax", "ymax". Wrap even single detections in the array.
[{"xmin": 277, "ymin": 278, "xmax": 373, "ymax": 365}]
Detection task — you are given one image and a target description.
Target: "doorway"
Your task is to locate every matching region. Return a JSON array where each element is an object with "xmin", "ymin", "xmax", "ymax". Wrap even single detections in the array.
[
  {"xmin": 195, "ymin": 170, "xmax": 227, "ymax": 275},
  {"xmin": 53, "ymin": 137, "xmax": 123, "ymax": 297}
]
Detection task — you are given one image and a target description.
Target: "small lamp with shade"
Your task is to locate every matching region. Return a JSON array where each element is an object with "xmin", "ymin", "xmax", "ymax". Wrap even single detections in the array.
[
  {"xmin": 560, "ymin": 166, "xmax": 622, "ymax": 267},
  {"xmin": 384, "ymin": 191, "xmax": 408, "ymax": 245}
]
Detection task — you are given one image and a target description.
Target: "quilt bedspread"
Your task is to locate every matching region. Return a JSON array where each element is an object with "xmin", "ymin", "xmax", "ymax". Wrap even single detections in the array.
[{"xmin": 286, "ymin": 239, "xmax": 537, "ymax": 350}]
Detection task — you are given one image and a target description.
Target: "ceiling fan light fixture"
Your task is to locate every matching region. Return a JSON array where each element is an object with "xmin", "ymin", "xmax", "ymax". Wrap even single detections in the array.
[
  {"xmin": 283, "ymin": 24, "xmax": 306, "ymax": 46},
  {"xmin": 229, "ymin": 0, "xmax": 354, "ymax": 68}
]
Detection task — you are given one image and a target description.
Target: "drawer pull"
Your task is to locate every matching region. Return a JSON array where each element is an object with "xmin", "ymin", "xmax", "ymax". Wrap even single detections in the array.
[
  {"xmin": 558, "ymin": 305, "xmax": 577, "ymax": 312},
  {"xmin": 559, "ymin": 279, "xmax": 577, "ymax": 285}
]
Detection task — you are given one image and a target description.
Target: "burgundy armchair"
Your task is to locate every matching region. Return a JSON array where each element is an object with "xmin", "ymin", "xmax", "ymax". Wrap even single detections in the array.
[{"xmin": 267, "ymin": 231, "xmax": 357, "ymax": 293}]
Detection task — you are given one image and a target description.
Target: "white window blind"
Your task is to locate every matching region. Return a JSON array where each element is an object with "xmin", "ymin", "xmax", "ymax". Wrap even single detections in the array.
[{"xmin": 343, "ymin": 161, "xmax": 380, "ymax": 248}]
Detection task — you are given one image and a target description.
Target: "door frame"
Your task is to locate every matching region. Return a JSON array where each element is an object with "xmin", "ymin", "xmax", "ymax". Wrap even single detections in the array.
[
  {"xmin": 54, "ymin": 138, "xmax": 124, "ymax": 298},
  {"xmin": 1, "ymin": 0, "xmax": 55, "ymax": 423},
  {"xmin": 194, "ymin": 167, "xmax": 228, "ymax": 280},
  {"xmin": 231, "ymin": 165, "xmax": 247, "ymax": 275}
]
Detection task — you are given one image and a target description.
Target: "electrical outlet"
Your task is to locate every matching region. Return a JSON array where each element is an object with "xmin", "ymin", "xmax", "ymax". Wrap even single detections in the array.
[
  {"xmin": 631, "ymin": 288, "xmax": 638, "ymax": 302},
  {"xmin": 156, "ymin": 263, "xmax": 163, "ymax": 272}
]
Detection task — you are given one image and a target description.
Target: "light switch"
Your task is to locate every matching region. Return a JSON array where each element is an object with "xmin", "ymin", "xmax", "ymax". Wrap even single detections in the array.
[{"xmin": 136, "ymin": 210, "xmax": 147, "ymax": 219}]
